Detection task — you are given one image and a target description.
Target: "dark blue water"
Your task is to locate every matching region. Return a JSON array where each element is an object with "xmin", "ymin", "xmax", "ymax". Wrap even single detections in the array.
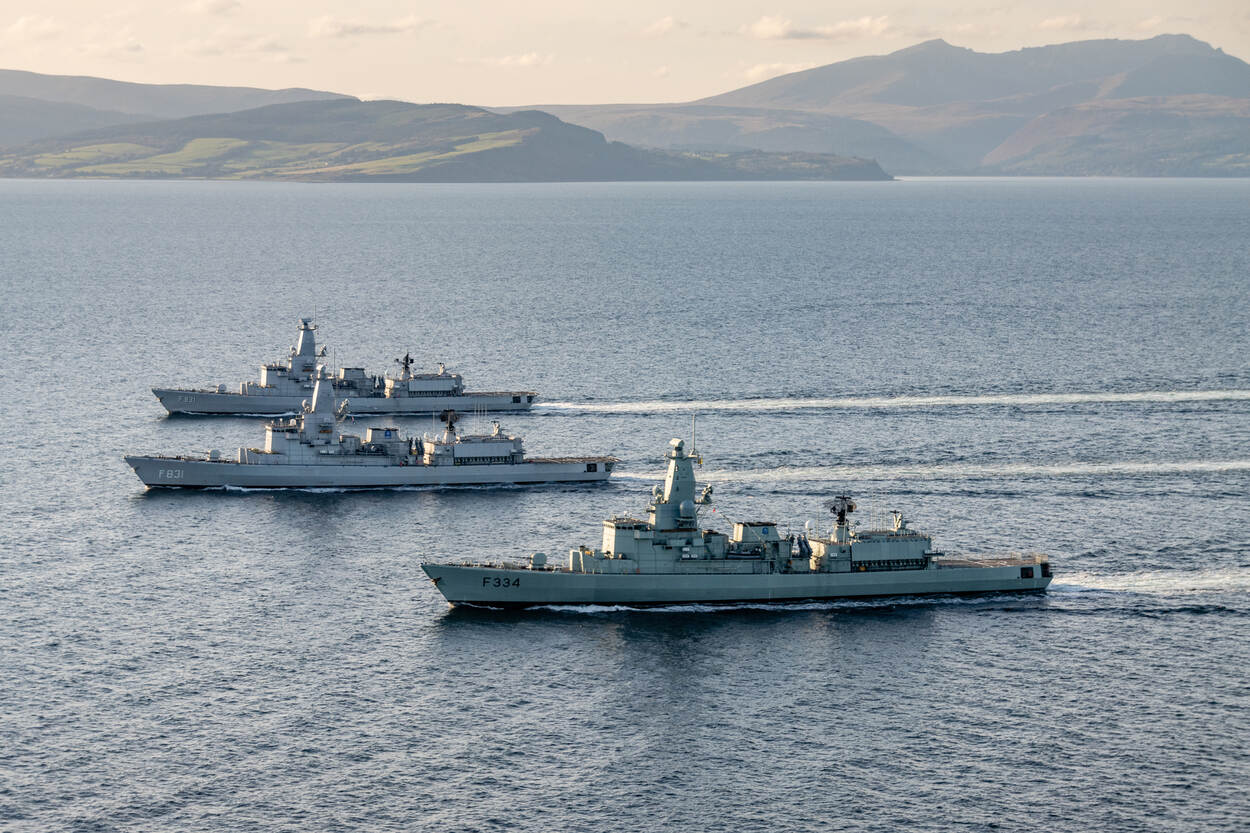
[{"xmin": 2, "ymin": 178, "xmax": 1248, "ymax": 832}]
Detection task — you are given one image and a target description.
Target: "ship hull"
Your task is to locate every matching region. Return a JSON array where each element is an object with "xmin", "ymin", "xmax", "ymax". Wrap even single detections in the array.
[
  {"xmin": 153, "ymin": 388, "xmax": 534, "ymax": 416},
  {"xmin": 421, "ymin": 563, "xmax": 1052, "ymax": 608},
  {"xmin": 125, "ymin": 456, "xmax": 610, "ymax": 489}
]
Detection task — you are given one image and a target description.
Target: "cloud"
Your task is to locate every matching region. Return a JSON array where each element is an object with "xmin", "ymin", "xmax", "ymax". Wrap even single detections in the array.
[
  {"xmin": 80, "ymin": 33, "xmax": 144, "ymax": 59},
  {"xmin": 184, "ymin": 33, "xmax": 297, "ymax": 61},
  {"xmin": 6, "ymin": 15, "xmax": 63, "ymax": 40},
  {"xmin": 186, "ymin": 0, "xmax": 240, "ymax": 14},
  {"xmin": 1037, "ymin": 14, "xmax": 1089, "ymax": 31},
  {"xmin": 478, "ymin": 52, "xmax": 555, "ymax": 68},
  {"xmin": 742, "ymin": 61, "xmax": 818, "ymax": 82},
  {"xmin": 653, "ymin": 65, "xmax": 671, "ymax": 78},
  {"xmin": 1135, "ymin": 16, "xmax": 1165, "ymax": 31},
  {"xmin": 308, "ymin": 14, "xmax": 428, "ymax": 38},
  {"xmin": 945, "ymin": 21, "xmax": 1000, "ymax": 37},
  {"xmin": 742, "ymin": 15, "xmax": 891, "ymax": 41},
  {"xmin": 643, "ymin": 16, "xmax": 684, "ymax": 36}
]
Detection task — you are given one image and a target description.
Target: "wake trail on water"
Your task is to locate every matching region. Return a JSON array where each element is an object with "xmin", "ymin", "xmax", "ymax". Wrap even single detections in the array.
[
  {"xmin": 1054, "ymin": 568, "xmax": 1250, "ymax": 595},
  {"xmin": 540, "ymin": 389, "xmax": 1250, "ymax": 415},
  {"xmin": 614, "ymin": 460, "xmax": 1250, "ymax": 485}
]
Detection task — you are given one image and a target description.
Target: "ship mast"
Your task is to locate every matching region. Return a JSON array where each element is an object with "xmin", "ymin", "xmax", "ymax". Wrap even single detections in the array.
[
  {"xmin": 827, "ymin": 495, "xmax": 857, "ymax": 544},
  {"xmin": 395, "ymin": 352, "xmax": 415, "ymax": 381}
]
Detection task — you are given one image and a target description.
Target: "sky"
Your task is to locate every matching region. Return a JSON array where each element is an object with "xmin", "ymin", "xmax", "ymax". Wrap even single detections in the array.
[{"xmin": 3, "ymin": 0, "xmax": 1249, "ymax": 105}]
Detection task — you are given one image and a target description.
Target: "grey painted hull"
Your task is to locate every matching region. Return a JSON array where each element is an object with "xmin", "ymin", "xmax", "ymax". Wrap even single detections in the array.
[
  {"xmin": 125, "ymin": 456, "xmax": 610, "ymax": 489},
  {"xmin": 153, "ymin": 388, "xmax": 534, "ymax": 416},
  {"xmin": 421, "ymin": 563, "xmax": 1052, "ymax": 608}
]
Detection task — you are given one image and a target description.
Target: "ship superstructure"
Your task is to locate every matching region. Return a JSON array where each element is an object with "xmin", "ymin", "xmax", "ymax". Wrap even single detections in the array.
[
  {"xmin": 152, "ymin": 317, "xmax": 536, "ymax": 415},
  {"xmin": 127, "ymin": 380, "xmax": 612, "ymax": 489},
  {"xmin": 422, "ymin": 437, "xmax": 1052, "ymax": 607}
]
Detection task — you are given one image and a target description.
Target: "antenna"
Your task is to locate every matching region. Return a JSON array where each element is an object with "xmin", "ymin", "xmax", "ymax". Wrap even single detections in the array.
[
  {"xmin": 395, "ymin": 352, "xmax": 415, "ymax": 379},
  {"xmin": 825, "ymin": 495, "xmax": 857, "ymax": 527}
]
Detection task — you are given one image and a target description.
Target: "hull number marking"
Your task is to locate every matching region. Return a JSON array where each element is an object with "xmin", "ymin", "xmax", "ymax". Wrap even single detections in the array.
[{"xmin": 483, "ymin": 577, "xmax": 520, "ymax": 588}]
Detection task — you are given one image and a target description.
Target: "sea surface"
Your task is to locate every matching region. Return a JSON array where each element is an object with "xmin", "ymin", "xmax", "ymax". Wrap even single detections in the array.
[{"xmin": 1, "ymin": 178, "xmax": 1248, "ymax": 832}]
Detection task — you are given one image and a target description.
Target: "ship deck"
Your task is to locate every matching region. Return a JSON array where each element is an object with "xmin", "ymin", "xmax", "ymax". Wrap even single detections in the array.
[
  {"xmin": 935, "ymin": 553, "xmax": 1048, "ymax": 567},
  {"xmin": 128, "ymin": 453, "xmax": 617, "ymax": 466},
  {"xmin": 157, "ymin": 387, "xmax": 537, "ymax": 397}
]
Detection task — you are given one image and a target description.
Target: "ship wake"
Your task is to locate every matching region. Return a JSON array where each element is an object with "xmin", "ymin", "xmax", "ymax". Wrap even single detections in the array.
[
  {"xmin": 540, "ymin": 388, "xmax": 1250, "ymax": 415},
  {"xmin": 699, "ymin": 460, "xmax": 1250, "ymax": 483}
]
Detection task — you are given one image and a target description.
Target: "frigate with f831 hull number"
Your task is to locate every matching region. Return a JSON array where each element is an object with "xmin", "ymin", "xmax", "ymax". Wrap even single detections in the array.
[
  {"xmin": 127, "ymin": 379, "xmax": 613, "ymax": 490},
  {"xmin": 421, "ymin": 436, "xmax": 1052, "ymax": 607},
  {"xmin": 152, "ymin": 317, "xmax": 537, "ymax": 415}
]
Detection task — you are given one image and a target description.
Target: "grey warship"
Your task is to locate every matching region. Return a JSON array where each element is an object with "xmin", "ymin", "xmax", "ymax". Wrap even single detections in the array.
[
  {"xmin": 127, "ymin": 379, "xmax": 614, "ymax": 490},
  {"xmin": 422, "ymin": 437, "xmax": 1052, "ymax": 607},
  {"xmin": 153, "ymin": 318, "xmax": 537, "ymax": 415}
]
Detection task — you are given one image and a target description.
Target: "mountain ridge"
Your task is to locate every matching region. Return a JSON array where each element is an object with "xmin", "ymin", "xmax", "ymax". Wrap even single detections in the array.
[
  {"xmin": 0, "ymin": 99, "xmax": 890, "ymax": 182},
  {"xmin": 3, "ymin": 34, "xmax": 1247, "ymax": 177},
  {"xmin": 525, "ymin": 34, "xmax": 1250, "ymax": 175},
  {"xmin": 0, "ymin": 68, "xmax": 351, "ymax": 121}
]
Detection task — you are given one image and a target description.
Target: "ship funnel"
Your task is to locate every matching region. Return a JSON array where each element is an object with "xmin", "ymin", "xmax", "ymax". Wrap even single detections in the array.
[
  {"xmin": 652, "ymin": 437, "xmax": 700, "ymax": 530},
  {"xmin": 309, "ymin": 375, "xmax": 335, "ymax": 414},
  {"xmin": 296, "ymin": 317, "xmax": 317, "ymax": 356}
]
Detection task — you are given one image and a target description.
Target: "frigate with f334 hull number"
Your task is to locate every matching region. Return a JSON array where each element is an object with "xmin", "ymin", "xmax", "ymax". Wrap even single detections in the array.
[{"xmin": 422, "ymin": 436, "xmax": 1052, "ymax": 607}]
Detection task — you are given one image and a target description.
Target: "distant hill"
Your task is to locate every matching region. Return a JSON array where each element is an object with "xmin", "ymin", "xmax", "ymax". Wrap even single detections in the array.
[
  {"xmin": 500, "ymin": 103, "xmax": 943, "ymax": 174},
  {"xmin": 699, "ymin": 35, "xmax": 1241, "ymax": 111},
  {"xmin": 982, "ymin": 95, "xmax": 1250, "ymax": 176},
  {"xmin": 8, "ymin": 34, "xmax": 1239, "ymax": 177},
  {"xmin": 530, "ymin": 34, "xmax": 1250, "ymax": 175},
  {"xmin": 0, "ymin": 99, "xmax": 890, "ymax": 181},
  {"xmin": 0, "ymin": 68, "xmax": 350, "ymax": 136},
  {"xmin": 0, "ymin": 94, "xmax": 148, "ymax": 146}
]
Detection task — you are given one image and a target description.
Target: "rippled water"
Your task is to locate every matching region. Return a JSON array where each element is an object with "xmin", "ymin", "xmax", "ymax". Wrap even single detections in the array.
[{"xmin": 2, "ymin": 178, "xmax": 1248, "ymax": 832}]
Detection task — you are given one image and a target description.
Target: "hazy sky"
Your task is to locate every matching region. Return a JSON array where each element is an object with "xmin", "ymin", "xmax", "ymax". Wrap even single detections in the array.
[{"xmin": 4, "ymin": 1, "xmax": 1249, "ymax": 104}]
